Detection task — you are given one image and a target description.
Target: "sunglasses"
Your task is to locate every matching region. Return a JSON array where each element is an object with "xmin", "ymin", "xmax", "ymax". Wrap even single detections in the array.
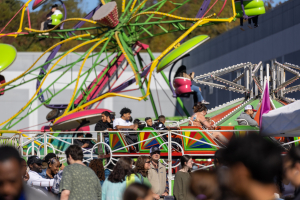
[{"xmin": 145, "ymin": 161, "xmax": 151, "ymax": 163}]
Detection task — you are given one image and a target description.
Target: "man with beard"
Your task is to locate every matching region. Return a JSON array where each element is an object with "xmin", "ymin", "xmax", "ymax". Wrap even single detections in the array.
[
  {"xmin": 0, "ymin": 146, "xmax": 54, "ymax": 200},
  {"xmin": 60, "ymin": 145, "xmax": 101, "ymax": 200}
]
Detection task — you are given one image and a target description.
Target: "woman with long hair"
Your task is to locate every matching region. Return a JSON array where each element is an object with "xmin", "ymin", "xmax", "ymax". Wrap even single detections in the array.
[
  {"xmin": 189, "ymin": 103, "xmax": 211, "ymax": 128},
  {"xmin": 134, "ymin": 156, "xmax": 162, "ymax": 199},
  {"xmin": 173, "ymin": 155, "xmax": 194, "ymax": 200},
  {"xmin": 102, "ymin": 157, "xmax": 141, "ymax": 200},
  {"xmin": 89, "ymin": 159, "xmax": 106, "ymax": 185},
  {"xmin": 123, "ymin": 183, "xmax": 153, "ymax": 200},
  {"xmin": 134, "ymin": 156, "xmax": 152, "ymax": 187},
  {"xmin": 189, "ymin": 103, "xmax": 228, "ymax": 145}
]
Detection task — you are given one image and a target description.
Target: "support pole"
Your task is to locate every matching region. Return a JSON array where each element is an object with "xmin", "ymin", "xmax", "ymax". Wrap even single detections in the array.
[
  {"xmin": 137, "ymin": 52, "xmax": 159, "ymax": 118},
  {"xmin": 146, "ymin": 48, "xmax": 190, "ymax": 117},
  {"xmin": 44, "ymin": 133, "xmax": 47, "ymax": 159},
  {"xmin": 249, "ymin": 64, "xmax": 253, "ymax": 98},
  {"xmin": 260, "ymin": 64, "xmax": 264, "ymax": 94},
  {"xmin": 272, "ymin": 63, "xmax": 276, "ymax": 99},
  {"xmin": 244, "ymin": 66, "xmax": 249, "ymax": 99},
  {"xmin": 19, "ymin": 134, "xmax": 23, "ymax": 156},
  {"xmin": 168, "ymin": 130, "xmax": 172, "ymax": 196},
  {"xmin": 161, "ymin": 71, "xmax": 190, "ymax": 117},
  {"xmin": 281, "ymin": 67, "xmax": 285, "ymax": 96},
  {"xmin": 266, "ymin": 64, "xmax": 270, "ymax": 85}
]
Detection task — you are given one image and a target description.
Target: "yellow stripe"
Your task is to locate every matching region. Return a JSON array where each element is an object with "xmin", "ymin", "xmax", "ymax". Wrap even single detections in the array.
[
  {"xmin": 115, "ymin": 31, "xmax": 139, "ymax": 85},
  {"xmin": 22, "ymin": 134, "xmax": 41, "ymax": 146},
  {"xmin": 0, "ymin": 34, "xmax": 90, "ymax": 89},
  {"xmin": 63, "ymin": 37, "xmax": 109, "ymax": 116},
  {"xmin": 130, "ymin": 0, "xmax": 138, "ymax": 12},
  {"xmin": 122, "ymin": 0, "xmax": 126, "ymax": 12},
  {"xmin": 132, "ymin": 0, "xmax": 148, "ymax": 16},
  {"xmin": 0, "ymin": 38, "xmax": 99, "ymax": 127},
  {"xmin": 25, "ymin": 18, "xmax": 97, "ymax": 33},
  {"xmin": 17, "ymin": 0, "xmax": 33, "ymax": 33},
  {"xmin": 129, "ymin": 11, "xmax": 202, "ymax": 23},
  {"xmin": 0, "ymin": 130, "xmax": 21, "ymax": 134}
]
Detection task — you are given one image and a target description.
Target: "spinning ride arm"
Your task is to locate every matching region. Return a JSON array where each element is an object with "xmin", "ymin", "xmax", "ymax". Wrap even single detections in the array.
[{"xmin": 0, "ymin": 0, "xmax": 237, "ymax": 130}]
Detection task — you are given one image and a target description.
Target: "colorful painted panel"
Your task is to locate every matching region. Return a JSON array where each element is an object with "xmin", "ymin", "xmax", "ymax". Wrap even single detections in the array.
[
  {"xmin": 294, "ymin": 137, "xmax": 300, "ymax": 146},
  {"xmin": 234, "ymin": 125, "xmax": 259, "ymax": 137},
  {"xmin": 109, "ymin": 132, "xmax": 128, "ymax": 153},
  {"xmin": 180, "ymin": 127, "xmax": 218, "ymax": 151},
  {"xmin": 138, "ymin": 127, "xmax": 168, "ymax": 153}
]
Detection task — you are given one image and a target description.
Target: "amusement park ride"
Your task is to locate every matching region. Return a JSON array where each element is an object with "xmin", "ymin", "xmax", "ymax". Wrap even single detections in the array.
[{"xmin": 0, "ymin": 0, "xmax": 300, "ymax": 169}]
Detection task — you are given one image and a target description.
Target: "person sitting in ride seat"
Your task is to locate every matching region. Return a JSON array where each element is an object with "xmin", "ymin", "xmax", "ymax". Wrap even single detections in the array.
[
  {"xmin": 154, "ymin": 115, "xmax": 182, "ymax": 147},
  {"xmin": 113, "ymin": 107, "xmax": 139, "ymax": 151},
  {"xmin": 189, "ymin": 103, "xmax": 228, "ymax": 145},
  {"xmin": 133, "ymin": 118, "xmax": 146, "ymax": 129},
  {"xmin": 237, "ymin": 105, "xmax": 258, "ymax": 126},
  {"xmin": 236, "ymin": 0, "xmax": 260, "ymax": 30},
  {"xmin": 145, "ymin": 117, "xmax": 155, "ymax": 128},
  {"xmin": 41, "ymin": 4, "xmax": 59, "ymax": 31},
  {"xmin": 95, "ymin": 111, "xmax": 113, "ymax": 146},
  {"xmin": 174, "ymin": 65, "xmax": 209, "ymax": 105},
  {"xmin": 205, "ymin": 117, "xmax": 228, "ymax": 145}
]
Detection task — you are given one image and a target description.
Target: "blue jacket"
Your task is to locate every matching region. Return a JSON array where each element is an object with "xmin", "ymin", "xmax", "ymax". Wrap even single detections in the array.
[{"xmin": 101, "ymin": 174, "xmax": 141, "ymax": 200}]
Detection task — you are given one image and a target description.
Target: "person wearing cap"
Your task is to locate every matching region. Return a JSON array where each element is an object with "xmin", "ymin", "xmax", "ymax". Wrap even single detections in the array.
[
  {"xmin": 237, "ymin": 105, "xmax": 258, "ymax": 126},
  {"xmin": 147, "ymin": 146, "xmax": 168, "ymax": 200},
  {"xmin": 27, "ymin": 156, "xmax": 54, "ymax": 194}
]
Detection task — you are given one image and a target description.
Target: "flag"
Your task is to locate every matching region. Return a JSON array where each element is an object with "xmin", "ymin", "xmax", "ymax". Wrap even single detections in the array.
[{"xmin": 259, "ymin": 80, "xmax": 271, "ymax": 129}]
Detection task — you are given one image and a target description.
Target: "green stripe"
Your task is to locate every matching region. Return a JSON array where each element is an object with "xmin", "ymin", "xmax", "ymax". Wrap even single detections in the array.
[
  {"xmin": 273, "ymin": 100, "xmax": 284, "ymax": 109},
  {"xmin": 206, "ymin": 100, "xmax": 244, "ymax": 118},
  {"xmin": 219, "ymin": 99, "xmax": 260, "ymax": 126}
]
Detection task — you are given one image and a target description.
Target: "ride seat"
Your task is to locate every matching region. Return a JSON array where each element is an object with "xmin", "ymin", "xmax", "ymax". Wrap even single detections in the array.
[
  {"xmin": 51, "ymin": 10, "xmax": 63, "ymax": 26},
  {"xmin": 0, "ymin": 75, "xmax": 5, "ymax": 96},
  {"xmin": 173, "ymin": 77, "xmax": 192, "ymax": 96}
]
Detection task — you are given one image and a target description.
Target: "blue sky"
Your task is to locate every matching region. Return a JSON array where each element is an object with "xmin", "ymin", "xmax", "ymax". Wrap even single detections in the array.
[{"xmin": 21, "ymin": 0, "xmax": 288, "ymax": 13}]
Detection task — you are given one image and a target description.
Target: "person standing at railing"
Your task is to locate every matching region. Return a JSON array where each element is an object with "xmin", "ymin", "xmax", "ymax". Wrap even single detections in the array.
[
  {"xmin": 147, "ymin": 146, "xmax": 169, "ymax": 200},
  {"xmin": 27, "ymin": 156, "xmax": 54, "ymax": 195},
  {"xmin": 173, "ymin": 155, "xmax": 194, "ymax": 200},
  {"xmin": 60, "ymin": 145, "xmax": 102, "ymax": 200},
  {"xmin": 0, "ymin": 146, "xmax": 55, "ymax": 200}
]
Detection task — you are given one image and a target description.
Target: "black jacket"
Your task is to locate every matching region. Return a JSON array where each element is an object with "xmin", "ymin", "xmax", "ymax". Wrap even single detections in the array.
[{"xmin": 95, "ymin": 120, "xmax": 113, "ymax": 131}]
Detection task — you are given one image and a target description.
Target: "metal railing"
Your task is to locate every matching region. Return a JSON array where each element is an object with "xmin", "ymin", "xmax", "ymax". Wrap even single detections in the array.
[{"xmin": 0, "ymin": 129, "xmax": 262, "ymax": 195}]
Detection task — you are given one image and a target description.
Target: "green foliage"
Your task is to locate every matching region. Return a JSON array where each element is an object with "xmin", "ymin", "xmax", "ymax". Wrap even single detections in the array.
[{"xmin": 0, "ymin": 0, "xmax": 283, "ymax": 52}]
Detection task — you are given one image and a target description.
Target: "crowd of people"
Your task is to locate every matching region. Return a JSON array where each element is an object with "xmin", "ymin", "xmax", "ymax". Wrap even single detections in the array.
[{"xmin": 1, "ymin": 134, "xmax": 300, "ymax": 200}]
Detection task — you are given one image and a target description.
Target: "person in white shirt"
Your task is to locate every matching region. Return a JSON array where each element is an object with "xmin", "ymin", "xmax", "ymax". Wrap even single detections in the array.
[
  {"xmin": 27, "ymin": 156, "xmax": 54, "ymax": 194},
  {"xmin": 113, "ymin": 107, "xmax": 139, "ymax": 151},
  {"xmin": 113, "ymin": 107, "xmax": 136, "ymax": 129}
]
